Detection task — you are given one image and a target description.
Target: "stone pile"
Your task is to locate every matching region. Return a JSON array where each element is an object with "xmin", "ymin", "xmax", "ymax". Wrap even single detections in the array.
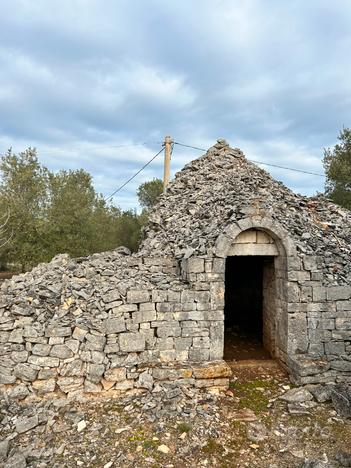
[{"xmin": 0, "ymin": 249, "xmax": 230, "ymax": 399}]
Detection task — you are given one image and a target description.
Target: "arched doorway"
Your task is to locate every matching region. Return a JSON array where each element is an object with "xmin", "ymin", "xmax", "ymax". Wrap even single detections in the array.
[{"xmin": 224, "ymin": 229, "xmax": 279, "ymax": 361}]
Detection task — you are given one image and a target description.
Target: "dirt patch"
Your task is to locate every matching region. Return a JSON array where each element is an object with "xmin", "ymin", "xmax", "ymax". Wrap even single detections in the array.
[{"xmin": 1, "ymin": 364, "xmax": 350, "ymax": 467}]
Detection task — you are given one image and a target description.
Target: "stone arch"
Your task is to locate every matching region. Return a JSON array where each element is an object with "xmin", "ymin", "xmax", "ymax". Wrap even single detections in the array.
[{"xmin": 214, "ymin": 216, "xmax": 295, "ymax": 365}]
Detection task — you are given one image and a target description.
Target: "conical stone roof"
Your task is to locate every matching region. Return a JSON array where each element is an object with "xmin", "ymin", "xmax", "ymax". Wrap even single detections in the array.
[{"xmin": 140, "ymin": 140, "xmax": 351, "ymax": 285}]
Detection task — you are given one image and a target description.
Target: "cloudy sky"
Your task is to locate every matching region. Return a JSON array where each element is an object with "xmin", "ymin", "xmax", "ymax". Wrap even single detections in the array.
[{"xmin": 0, "ymin": 0, "xmax": 350, "ymax": 209}]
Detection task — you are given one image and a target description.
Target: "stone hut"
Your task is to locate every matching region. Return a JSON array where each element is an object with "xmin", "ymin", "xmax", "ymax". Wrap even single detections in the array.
[{"xmin": 0, "ymin": 139, "xmax": 350, "ymax": 399}]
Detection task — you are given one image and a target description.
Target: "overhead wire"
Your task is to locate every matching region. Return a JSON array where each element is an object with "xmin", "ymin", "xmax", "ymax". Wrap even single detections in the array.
[
  {"xmin": 104, "ymin": 146, "xmax": 164, "ymax": 202},
  {"xmin": 173, "ymin": 141, "xmax": 325, "ymax": 178}
]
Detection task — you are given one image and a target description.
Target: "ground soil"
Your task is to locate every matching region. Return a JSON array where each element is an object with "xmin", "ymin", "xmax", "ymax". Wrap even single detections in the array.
[{"xmin": 3, "ymin": 361, "xmax": 349, "ymax": 467}]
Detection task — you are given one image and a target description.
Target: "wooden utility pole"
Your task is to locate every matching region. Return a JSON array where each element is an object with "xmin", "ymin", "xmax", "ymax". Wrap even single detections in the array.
[{"xmin": 163, "ymin": 135, "xmax": 173, "ymax": 193}]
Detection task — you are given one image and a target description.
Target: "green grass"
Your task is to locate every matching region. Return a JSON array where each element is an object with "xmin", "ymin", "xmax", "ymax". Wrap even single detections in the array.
[{"xmin": 177, "ymin": 422, "xmax": 192, "ymax": 433}]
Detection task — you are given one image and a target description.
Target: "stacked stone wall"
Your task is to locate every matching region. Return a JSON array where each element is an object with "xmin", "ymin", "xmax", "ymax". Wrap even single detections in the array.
[{"xmin": 0, "ymin": 252, "xmax": 230, "ymax": 400}]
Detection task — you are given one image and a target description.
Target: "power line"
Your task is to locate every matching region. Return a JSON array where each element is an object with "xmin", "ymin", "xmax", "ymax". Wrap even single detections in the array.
[
  {"xmin": 174, "ymin": 141, "xmax": 325, "ymax": 178},
  {"xmin": 104, "ymin": 146, "xmax": 164, "ymax": 202}
]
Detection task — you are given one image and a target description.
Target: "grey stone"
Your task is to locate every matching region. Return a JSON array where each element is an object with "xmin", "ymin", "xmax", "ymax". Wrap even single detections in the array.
[
  {"xmin": 0, "ymin": 371, "xmax": 16, "ymax": 384},
  {"xmin": 9, "ymin": 384, "xmax": 30, "ymax": 400},
  {"xmin": 119, "ymin": 333, "xmax": 145, "ymax": 352},
  {"xmin": 28, "ymin": 355, "xmax": 59, "ymax": 367},
  {"xmin": 15, "ymin": 415, "xmax": 39, "ymax": 433},
  {"xmin": 50, "ymin": 344, "xmax": 74, "ymax": 359},
  {"xmin": 85, "ymin": 334, "xmax": 106, "ymax": 351},
  {"xmin": 138, "ymin": 370, "xmax": 154, "ymax": 391},
  {"xmin": 0, "ymin": 439, "xmax": 10, "ymax": 460},
  {"xmin": 330, "ymin": 384, "xmax": 351, "ymax": 418},
  {"xmin": 104, "ymin": 318, "xmax": 126, "ymax": 333},
  {"xmin": 335, "ymin": 450, "xmax": 351, "ymax": 467},
  {"xmin": 279, "ymin": 387, "xmax": 313, "ymax": 403},
  {"xmin": 4, "ymin": 452, "xmax": 27, "ymax": 468},
  {"xmin": 32, "ymin": 343, "xmax": 51, "ymax": 356},
  {"xmin": 45, "ymin": 326, "xmax": 71, "ymax": 337},
  {"xmin": 14, "ymin": 363, "xmax": 38, "ymax": 381},
  {"xmin": 126, "ymin": 290, "xmax": 150, "ymax": 303}
]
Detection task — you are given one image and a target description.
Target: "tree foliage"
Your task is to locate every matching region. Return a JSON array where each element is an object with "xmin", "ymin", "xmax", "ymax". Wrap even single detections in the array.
[
  {"xmin": 0, "ymin": 148, "xmax": 147, "ymax": 271},
  {"xmin": 137, "ymin": 178, "xmax": 163, "ymax": 210},
  {"xmin": 323, "ymin": 128, "xmax": 351, "ymax": 210}
]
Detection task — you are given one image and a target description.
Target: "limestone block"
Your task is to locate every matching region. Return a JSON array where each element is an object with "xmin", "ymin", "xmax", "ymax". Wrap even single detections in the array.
[
  {"xmin": 8, "ymin": 328, "xmax": 23, "ymax": 343},
  {"xmin": 327, "ymin": 286, "xmax": 351, "ymax": 301},
  {"xmin": 188, "ymin": 258, "xmax": 205, "ymax": 273},
  {"xmin": 229, "ymin": 243, "xmax": 278, "ymax": 256},
  {"xmin": 104, "ymin": 291, "xmax": 121, "ymax": 303},
  {"xmin": 156, "ymin": 337, "xmax": 174, "ymax": 350},
  {"xmin": 84, "ymin": 380, "xmax": 102, "ymax": 392},
  {"xmin": 59, "ymin": 359, "xmax": 84, "ymax": 377},
  {"xmin": 0, "ymin": 370, "xmax": 16, "ymax": 384},
  {"xmin": 152, "ymin": 290, "xmax": 168, "ymax": 302},
  {"xmin": 119, "ymin": 332, "xmax": 145, "ymax": 352},
  {"xmin": 235, "ymin": 229, "xmax": 257, "ymax": 243},
  {"xmin": 193, "ymin": 362, "xmax": 232, "ymax": 379},
  {"xmin": 214, "ymin": 234, "xmax": 232, "ymax": 258},
  {"xmin": 32, "ymin": 344, "xmax": 51, "ymax": 356},
  {"xmin": 104, "ymin": 367, "xmax": 126, "ymax": 381},
  {"xmin": 335, "ymin": 318, "xmax": 351, "ymax": 330},
  {"xmin": 287, "ymin": 282, "xmax": 300, "ymax": 302},
  {"xmin": 9, "ymin": 384, "xmax": 29, "ymax": 400},
  {"xmin": 192, "ymin": 336, "xmax": 210, "ymax": 348},
  {"xmin": 330, "ymin": 361, "xmax": 351, "ymax": 371},
  {"xmin": 156, "ymin": 302, "xmax": 175, "ymax": 313},
  {"xmin": 212, "ymin": 258, "xmax": 225, "ymax": 273},
  {"xmin": 168, "ymin": 291, "xmax": 181, "ymax": 302},
  {"xmin": 174, "ymin": 337, "xmax": 192, "ymax": 351},
  {"xmin": 210, "ymin": 282, "xmax": 224, "ymax": 309},
  {"xmin": 137, "ymin": 370, "xmax": 154, "ymax": 390},
  {"xmin": 28, "ymin": 355, "xmax": 59, "ymax": 367},
  {"xmin": 45, "ymin": 326, "xmax": 71, "ymax": 337},
  {"xmin": 14, "ymin": 363, "xmax": 38, "ymax": 381},
  {"xmin": 65, "ymin": 339, "xmax": 80, "ymax": 354},
  {"xmin": 0, "ymin": 331, "xmax": 9, "ymax": 343},
  {"xmin": 325, "ymin": 341, "xmax": 345, "ymax": 355},
  {"xmin": 11, "ymin": 350, "xmax": 28, "ymax": 363},
  {"xmin": 181, "ymin": 328, "xmax": 209, "ymax": 338},
  {"xmin": 72, "ymin": 327, "xmax": 88, "ymax": 341},
  {"xmin": 48, "ymin": 337, "xmax": 64, "ymax": 345},
  {"xmin": 57, "ymin": 377, "xmax": 84, "ymax": 393},
  {"xmin": 156, "ymin": 326, "xmax": 181, "ymax": 338},
  {"xmin": 50, "ymin": 344, "xmax": 74, "ymax": 359},
  {"xmin": 85, "ymin": 334, "xmax": 106, "ymax": 351},
  {"xmin": 174, "ymin": 311, "xmax": 204, "ymax": 321},
  {"xmin": 113, "ymin": 304, "xmax": 138, "ymax": 313},
  {"xmin": 33, "ymin": 378, "xmax": 56, "ymax": 394},
  {"xmin": 104, "ymin": 318, "xmax": 126, "ymax": 333},
  {"xmin": 159, "ymin": 349, "xmax": 176, "ymax": 362},
  {"xmin": 126, "ymin": 290, "xmax": 150, "ymax": 303},
  {"xmin": 38, "ymin": 368, "xmax": 57, "ymax": 379},
  {"xmin": 139, "ymin": 302, "xmax": 156, "ymax": 312},
  {"xmin": 114, "ymin": 380, "xmax": 134, "ymax": 390},
  {"xmin": 312, "ymin": 286, "xmax": 326, "ymax": 302},
  {"xmin": 87, "ymin": 363, "xmax": 105, "ymax": 382},
  {"xmin": 104, "ymin": 343, "xmax": 120, "ymax": 353},
  {"xmin": 288, "ymin": 271, "xmax": 311, "ymax": 282},
  {"xmin": 336, "ymin": 300, "xmax": 351, "ymax": 311},
  {"xmin": 189, "ymin": 348, "xmax": 210, "ymax": 361},
  {"xmin": 257, "ymin": 231, "xmax": 273, "ymax": 244}
]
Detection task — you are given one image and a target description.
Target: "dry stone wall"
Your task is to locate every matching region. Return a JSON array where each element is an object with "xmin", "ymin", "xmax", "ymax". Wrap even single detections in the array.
[{"xmin": 0, "ymin": 251, "xmax": 230, "ymax": 399}]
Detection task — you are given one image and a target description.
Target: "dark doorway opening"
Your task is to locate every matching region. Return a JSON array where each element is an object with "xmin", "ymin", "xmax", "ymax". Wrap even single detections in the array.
[{"xmin": 224, "ymin": 256, "xmax": 274, "ymax": 361}]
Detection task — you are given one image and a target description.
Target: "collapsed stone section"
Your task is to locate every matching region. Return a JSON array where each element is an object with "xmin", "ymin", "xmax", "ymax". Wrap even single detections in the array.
[{"xmin": 0, "ymin": 251, "xmax": 230, "ymax": 399}]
